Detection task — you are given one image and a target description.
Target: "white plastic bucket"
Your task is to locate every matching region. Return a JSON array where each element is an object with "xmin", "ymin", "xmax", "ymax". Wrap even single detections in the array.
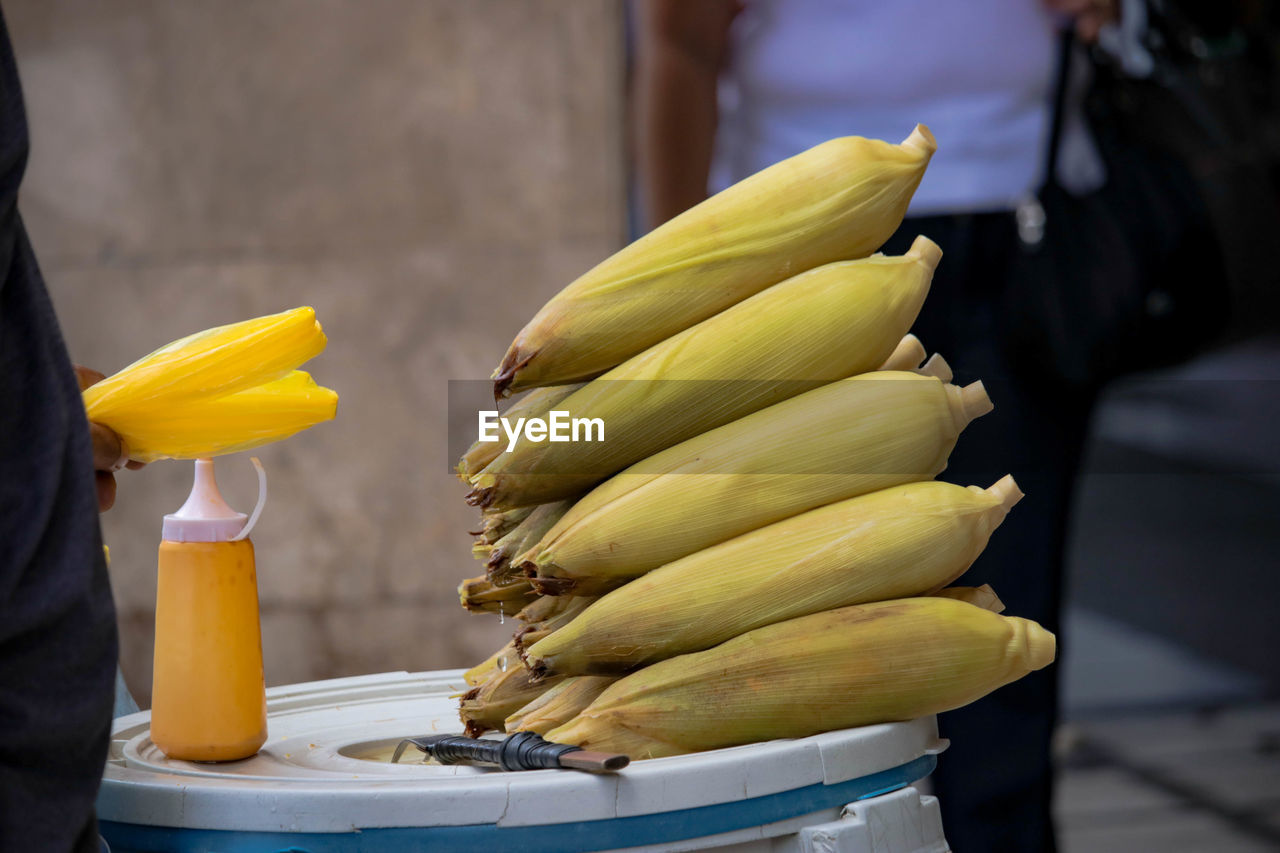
[{"xmin": 99, "ymin": 670, "xmax": 949, "ymax": 852}]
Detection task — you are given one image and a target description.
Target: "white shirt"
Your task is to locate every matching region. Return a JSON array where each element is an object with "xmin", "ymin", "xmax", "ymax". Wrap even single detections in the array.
[{"xmin": 710, "ymin": 0, "xmax": 1093, "ymax": 214}]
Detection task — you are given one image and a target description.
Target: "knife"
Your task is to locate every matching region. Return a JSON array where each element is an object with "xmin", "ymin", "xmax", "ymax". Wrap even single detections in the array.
[{"xmin": 390, "ymin": 731, "xmax": 629, "ymax": 773}]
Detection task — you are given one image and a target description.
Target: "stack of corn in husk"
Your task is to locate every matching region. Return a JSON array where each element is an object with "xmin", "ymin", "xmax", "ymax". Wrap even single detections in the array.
[{"xmin": 453, "ymin": 125, "xmax": 1056, "ymax": 759}]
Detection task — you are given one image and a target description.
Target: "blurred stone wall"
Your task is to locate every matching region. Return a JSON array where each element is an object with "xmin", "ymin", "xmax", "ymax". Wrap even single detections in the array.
[{"xmin": 8, "ymin": 0, "xmax": 626, "ymax": 706}]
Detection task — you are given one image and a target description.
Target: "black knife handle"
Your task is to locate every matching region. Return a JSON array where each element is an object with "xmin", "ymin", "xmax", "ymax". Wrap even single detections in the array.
[
  {"xmin": 497, "ymin": 731, "xmax": 581, "ymax": 771},
  {"xmin": 424, "ymin": 732, "xmax": 578, "ymax": 771}
]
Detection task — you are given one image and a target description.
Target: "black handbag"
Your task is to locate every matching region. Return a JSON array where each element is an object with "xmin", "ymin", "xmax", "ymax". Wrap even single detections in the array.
[{"xmin": 1004, "ymin": 8, "xmax": 1278, "ymax": 388}]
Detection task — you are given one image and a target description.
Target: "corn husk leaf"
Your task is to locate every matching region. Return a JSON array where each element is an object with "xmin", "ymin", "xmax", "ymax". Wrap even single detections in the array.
[
  {"xmin": 457, "ymin": 384, "xmax": 585, "ymax": 481},
  {"xmin": 527, "ymin": 477, "xmax": 1022, "ymax": 676},
  {"xmin": 459, "ymin": 666, "xmax": 568, "ymax": 737},
  {"xmin": 494, "ymin": 126, "xmax": 936, "ymax": 394},
  {"xmin": 470, "ymin": 238, "xmax": 940, "ymax": 508},
  {"xmin": 458, "ymin": 576, "xmax": 539, "ymax": 615},
  {"xmin": 932, "ymin": 584, "xmax": 1005, "ymax": 613},
  {"xmin": 523, "ymin": 372, "xmax": 993, "ymax": 594},
  {"xmin": 505, "ymin": 676, "xmax": 618, "ymax": 736},
  {"xmin": 548, "ymin": 597, "xmax": 1055, "ymax": 758}
]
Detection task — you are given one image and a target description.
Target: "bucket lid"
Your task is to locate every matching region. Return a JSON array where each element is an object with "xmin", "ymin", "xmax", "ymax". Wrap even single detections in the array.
[{"xmin": 100, "ymin": 670, "xmax": 947, "ymax": 845}]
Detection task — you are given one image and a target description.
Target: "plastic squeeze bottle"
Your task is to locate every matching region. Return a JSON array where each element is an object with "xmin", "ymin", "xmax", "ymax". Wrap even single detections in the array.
[{"xmin": 151, "ymin": 457, "xmax": 268, "ymax": 761}]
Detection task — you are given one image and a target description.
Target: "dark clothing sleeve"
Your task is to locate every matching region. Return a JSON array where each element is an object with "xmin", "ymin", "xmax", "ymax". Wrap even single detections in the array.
[{"xmin": 0, "ymin": 7, "xmax": 119, "ymax": 853}]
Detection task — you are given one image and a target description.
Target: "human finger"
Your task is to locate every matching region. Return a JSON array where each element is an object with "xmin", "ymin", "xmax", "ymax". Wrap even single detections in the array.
[
  {"xmin": 74, "ymin": 365, "xmax": 106, "ymax": 392},
  {"xmin": 96, "ymin": 471, "xmax": 117, "ymax": 512},
  {"xmin": 89, "ymin": 422, "xmax": 127, "ymax": 472}
]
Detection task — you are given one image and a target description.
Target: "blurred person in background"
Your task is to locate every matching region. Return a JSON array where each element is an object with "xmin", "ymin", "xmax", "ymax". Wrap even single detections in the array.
[
  {"xmin": 632, "ymin": 1, "xmax": 1117, "ymax": 850},
  {"xmin": 0, "ymin": 6, "xmax": 138, "ymax": 851}
]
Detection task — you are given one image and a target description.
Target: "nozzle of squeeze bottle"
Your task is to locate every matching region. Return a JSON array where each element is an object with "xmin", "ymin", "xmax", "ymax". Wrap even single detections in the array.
[{"xmin": 162, "ymin": 457, "xmax": 267, "ymax": 543}]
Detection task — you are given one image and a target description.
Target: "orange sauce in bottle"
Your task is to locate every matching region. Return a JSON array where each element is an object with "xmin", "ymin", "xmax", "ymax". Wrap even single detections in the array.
[{"xmin": 150, "ymin": 459, "xmax": 267, "ymax": 761}]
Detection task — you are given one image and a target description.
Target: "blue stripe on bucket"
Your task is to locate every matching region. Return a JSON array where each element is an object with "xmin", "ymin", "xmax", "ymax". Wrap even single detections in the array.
[{"xmin": 100, "ymin": 753, "xmax": 934, "ymax": 853}]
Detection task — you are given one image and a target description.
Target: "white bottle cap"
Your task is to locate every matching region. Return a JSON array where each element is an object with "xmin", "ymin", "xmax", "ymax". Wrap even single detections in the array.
[{"xmin": 162, "ymin": 458, "xmax": 248, "ymax": 543}]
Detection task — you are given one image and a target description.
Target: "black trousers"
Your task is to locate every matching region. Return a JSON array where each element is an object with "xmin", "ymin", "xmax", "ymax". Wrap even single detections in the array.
[{"xmin": 882, "ymin": 214, "xmax": 1097, "ymax": 853}]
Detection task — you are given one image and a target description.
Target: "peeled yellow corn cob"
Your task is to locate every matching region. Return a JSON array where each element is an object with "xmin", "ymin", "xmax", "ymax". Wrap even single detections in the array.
[
  {"xmin": 457, "ymin": 383, "xmax": 585, "ymax": 482},
  {"xmin": 85, "ymin": 306, "xmax": 326, "ymax": 413},
  {"xmin": 100, "ymin": 371, "xmax": 338, "ymax": 463},
  {"xmin": 522, "ymin": 372, "xmax": 992, "ymax": 595},
  {"xmin": 505, "ymin": 676, "xmax": 619, "ymax": 736},
  {"xmin": 83, "ymin": 306, "xmax": 334, "ymax": 461},
  {"xmin": 457, "ymin": 576, "xmax": 539, "ymax": 615},
  {"xmin": 469, "ymin": 238, "xmax": 940, "ymax": 509},
  {"xmin": 547, "ymin": 597, "xmax": 1055, "ymax": 759},
  {"xmin": 494, "ymin": 126, "xmax": 936, "ymax": 395},
  {"xmin": 526, "ymin": 477, "xmax": 1022, "ymax": 676}
]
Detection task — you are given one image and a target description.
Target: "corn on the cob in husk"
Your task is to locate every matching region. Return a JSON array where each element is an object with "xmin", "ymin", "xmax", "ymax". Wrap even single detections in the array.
[
  {"xmin": 465, "ymin": 327, "xmax": 926, "ymax": 540},
  {"xmin": 526, "ymin": 477, "xmax": 1022, "ymax": 676},
  {"xmin": 471, "ymin": 506, "xmax": 535, "ymax": 544},
  {"xmin": 511, "ymin": 594, "xmax": 597, "ymax": 656},
  {"xmin": 464, "ymin": 336, "xmax": 932, "ymax": 524},
  {"xmin": 522, "ymin": 372, "xmax": 992, "ymax": 595},
  {"xmin": 482, "ymin": 499, "xmax": 575, "ymax": 584},
  {"xmin": 932, "ymin": 584, "xmax": 1005, "ymax": 612},
  {"xmin": 885, "ymin": 336, "xmax": 954, "ymax": 382},
  {"xmin": 463, "ymin": 591, "xmax": 598, "ymax": 694},
  {"xmin": 460, "ymin": 665, "xmax": 569, "ymax": 737},
  {"xmin": 470, "ymin": 238, "xmax": 941, "ymax": 508},
  {"xmin": 547, "ymin": 597, "xmax": 1055, "ymax": 759},
  {"xmin": 465, "ymin": 640, "xmax": 522, "ymax": 686},
  {"xmin": 915, "ymin": 353, "xmax": 952, "ymax": 382},
  {"xmin": 513, "ymin": 624, "xmax": 553, "ymax": 652},
  {"xmin": 505, "ymin": 676, "xmax": 619, "ymax": 736},
  {"xmin": 494, "ymin": 126, "xmax": 936, "ymax": 395},
  {"xmin": 471, "ymin": 540, "xmax": 494, "ymax": 562},
  {"xmin": 513, "ymin": 592, "xmax": 595, "ymax": 626},
  {"xmin": 465, "ymin": 334, "xmax": 933, "ymax": 526},
  {"xmin": 457, "ymin": 576, "xmax": 539, "ymax": 615},
  {"xmin": 458, "ymin": 383, "xmax": 585, "ymax": 482},
  {"xmin": 879, "ymin": 334, "xmax": 927, "ymax": 372},
  {"xmin": 531, "ymin": 594, "xmax": 597, "ymax": 630},
  {"xmin": 459, "ymin": 604, "xmax": 595, "ymax": 730}
]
